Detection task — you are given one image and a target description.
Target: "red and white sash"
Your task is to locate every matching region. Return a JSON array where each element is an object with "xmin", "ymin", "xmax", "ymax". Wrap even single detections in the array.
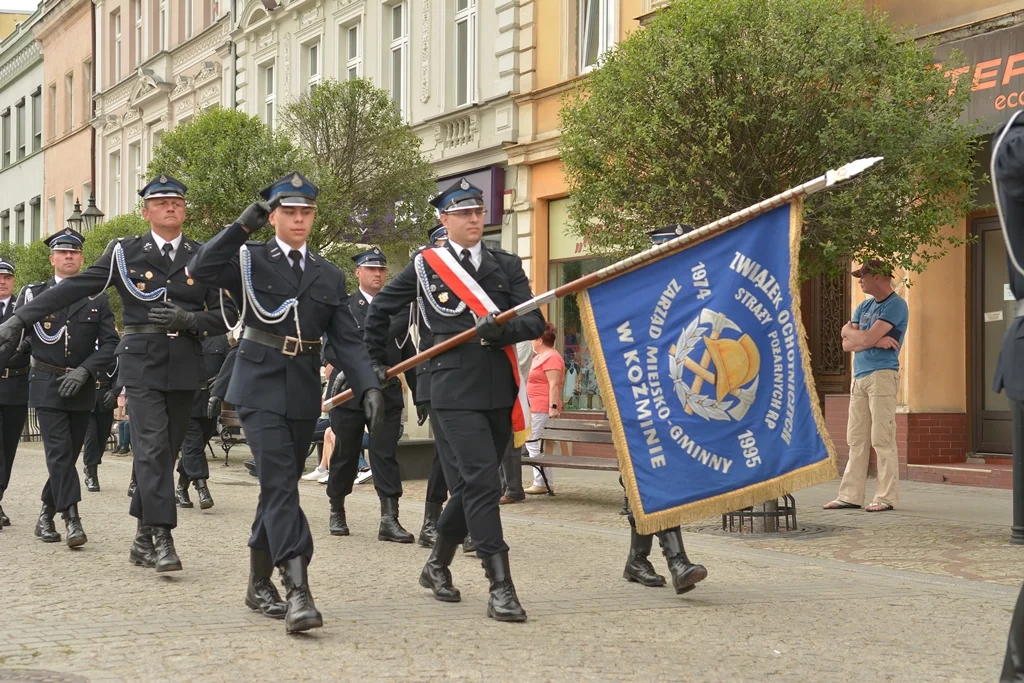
[{"xmin": 419, "ymin": 247, "xmax": 531, "ymax": 448}]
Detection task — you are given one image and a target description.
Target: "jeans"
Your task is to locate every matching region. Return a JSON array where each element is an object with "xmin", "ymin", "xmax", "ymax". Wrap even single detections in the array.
[{"xmin": 117, "ymin": 421, "xmax": 131, "ymax": 450}]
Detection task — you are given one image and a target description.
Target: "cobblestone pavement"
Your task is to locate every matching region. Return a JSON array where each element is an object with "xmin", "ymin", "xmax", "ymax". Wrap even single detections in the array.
[{"xmin": 0, "ymin": 444, "xmax": 1020, "ymax": 682}]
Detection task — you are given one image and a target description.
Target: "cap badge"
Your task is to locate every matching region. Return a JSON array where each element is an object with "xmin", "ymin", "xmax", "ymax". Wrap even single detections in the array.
[
  {"xmin": 64, "ymin": 228, "xmax": 72, "ymax": 235},
  {"xmin": 290, "ymin": 173, "xmax": 303, "ymax": 188},
  {"xmin": 675, "ymin": 225, "xmax": 684, "ymax": 235},
  {"xmin": 160, "ymin": 175, "xmax": 168, "ymax": 183},
  {"xmin": 459, "ymin": 178, "xmax": 470, "ymax": 190}
]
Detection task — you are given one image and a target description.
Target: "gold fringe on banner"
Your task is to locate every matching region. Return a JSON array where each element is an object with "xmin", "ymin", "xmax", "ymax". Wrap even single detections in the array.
[{"xmin": 578, "ymin": 198, "xmax": 837, "ymax": 535}]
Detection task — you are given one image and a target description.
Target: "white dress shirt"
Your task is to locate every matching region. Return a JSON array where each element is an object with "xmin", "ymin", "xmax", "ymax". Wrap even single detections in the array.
[
  {"xmin": 276, "ymin": 237, "xmax": 307, "ymax": 271},
  {"xmin": 150, "ymin": 231, "xmax": 183, "ymax": 261},
  {"xmin": 358, "ymin": 288, "xmax": 375, "ymax": 305},
  {"xmin": 446, "ymin": 238, "xmax": 483, "ymax": 270}
]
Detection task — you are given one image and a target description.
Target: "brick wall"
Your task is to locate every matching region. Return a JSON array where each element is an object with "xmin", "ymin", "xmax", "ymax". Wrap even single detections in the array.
[{"xmin": 823, "ymin": 394, "xmax": 967, "ymax": 478}]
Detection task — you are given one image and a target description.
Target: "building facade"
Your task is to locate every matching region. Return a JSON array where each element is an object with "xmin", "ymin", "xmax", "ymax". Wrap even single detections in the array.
[
  {"xmin": 0, "ymin": 6, "xmax": 43, "ymax": 246},
  {"xmin": 36, "ymin": 0, "xmax": 94, "ymax": 236},
  {"xmin": 0, "ymin": 11, "xmax": 30, "ymax": 42},
  {"xmin": 231, "ymin": 0, "xmax": 526, "ymax": 253},
  {"xmin": 91, "ymin": 0, "xmax": 232, "ymax": 219}
]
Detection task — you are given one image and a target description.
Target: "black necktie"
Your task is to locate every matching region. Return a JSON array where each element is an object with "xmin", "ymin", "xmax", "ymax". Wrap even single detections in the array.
[
  {"xmin": 289, "ymin": 250, "xmax": 303, "ymax": 282},
  {"xmin": 162, "ymin": 242, "xmax": 173, "ymax": 266},
  {"xmin": 0, "ymin": 302, "xmax": 7, "ymax": 319},
  {"xmin": 460, "ymin": 248, "xmax": 476, "ymax": 276}
]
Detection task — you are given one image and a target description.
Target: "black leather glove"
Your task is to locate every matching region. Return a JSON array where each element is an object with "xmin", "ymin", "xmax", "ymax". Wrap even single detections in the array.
[
  {"xmin": 237, "ymin": 201, "xmax": 271, "ymax": 232},
  {"xmin": 207, "ymin": 396, "xmax": 222, "ymax": 420},
  {"xmin": 475, "ymin": 313, "xmax": 504, "ymax": 344},
  {"xmin": 371, "ymin": 362, "xmax": 399, "ymax": 389},
  {"xmin": 58, "ymin": 367, "xmax": 91, "ymax": 398},
  {"xmin": 9, "ymin": 337, "xmax": 30, "ymax": 361},
  {"xmin": 102, "ymin": 388, "xmax": 117, "ymax": 410},
  {"xmin": 148, "ymin": 301, "xmax": 198, "ymax": 333},
  {"xmin": 0, "ymin": 314, "xmax": 25, "ymax": 357},
  {"xmin": 416, "ymin": 403, "xmax": 429, "ymax": 426},
  {"xmin": 363, "ymin": 387, "xmax": 385, "ymax": 436},
  {"xmin": 330, "ymin": 371, "xmax": 350, "ymax": 399}
]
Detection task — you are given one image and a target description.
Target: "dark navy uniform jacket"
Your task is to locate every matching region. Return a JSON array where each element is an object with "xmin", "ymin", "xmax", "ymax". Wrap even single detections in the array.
[
  {"xmin": 188, "ymin": 223, "xmax": 379, "ymax": 420},
  {"xmin": 364, "ymin": 243, "xmax": 544, "ymax": 411},
  {"xmin": 18, "ymin": 278, "xmax": 119, "ymax": 411},
  {"xmin": 12, "ymin": 232, "xmax": 229, "ymax": 392},
  {"xmin": 0, "ymin": 294, "xmax": 29, "ymax": 406}
]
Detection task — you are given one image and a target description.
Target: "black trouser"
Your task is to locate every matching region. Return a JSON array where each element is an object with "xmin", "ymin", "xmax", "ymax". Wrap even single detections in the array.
[
  {"xmin": 327, "ymin": 405, "xmax": 403, "ymax": 501},
  {"xmin": 176, "ymin": 416, "xmax": 216, "ymax": 481},
  {"xmin": 239, "ymin": 407, "xmax": 317, "ymax": 565},
  {"xmin": 424, "ymin": 444, "xmax": 449, "ymax": 505},
  {"xmin": 126, "ymin": 387, "xmax": 195, "ymax": 529},
  {"xmin": 38, "ymin": 408, "xmax": 91, "ymax": 512},
  {"xmin": 0, "ymin": 404, "xmax": 28, "ymax": 495},
  {"xmin": 431, "ymin": 407, "xmax": 511, "ymax": 558},
  {"xmin": 83, "ymin": 406, "xmax": 115, "ymax": 468}
]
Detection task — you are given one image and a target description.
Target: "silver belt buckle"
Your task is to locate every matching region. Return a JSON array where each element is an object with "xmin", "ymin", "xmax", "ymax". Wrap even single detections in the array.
[
  {"xmin": 281, "ymin": 336, "xmax": 300, "ymax": 357},
  {"xmin": 166, "ymin": 331, "xmax": 179, "ymax": 338}
]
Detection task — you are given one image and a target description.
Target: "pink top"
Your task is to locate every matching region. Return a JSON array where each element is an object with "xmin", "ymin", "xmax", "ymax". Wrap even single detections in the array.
[{"xmin": 527, "ymin": 350, "xmax": 565, "ymax": 413}]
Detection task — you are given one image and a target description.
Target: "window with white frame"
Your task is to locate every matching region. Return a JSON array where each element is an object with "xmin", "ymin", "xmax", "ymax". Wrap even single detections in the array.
[
  {"xmin": 185, "ymin": 0, "xmax": 193, "ymax": 39},
  {"xmin": 129, "ymin": 142, "xmax": 142, "ymax": 194},
  {"xmin": 1, "ymin": 109, "xmax": 9, "ymax": 167},
  {"xmin": 31, "ymin": 89, "xmax": 41, "ymax": 152},
  {"xmin": 84, "ymin": 60, "xmax": 92, "ymax": 120},
  {"xmin": 159, "ymin": 0, "xmax": 168, "ymax": 52},
  {"xmin": 14, "ymin": 206, "xmax": 23, "ymax": 244},
  {"xmin": 344, "ymin": 23, "xmax": 361, "ymax": 80},
  {"xmin": 133, "ymin": 0, "xmax": 142, "ymax": 67},
  {"xmin": 15, "ymin": 100, "xmax": 25, "ymax": 159},
  {"xmin": 64, "ymin": 73, "xmax": 74, "ymax": 131},
  {"xmin": 30, "ymin": 198, "xmax": 40, "ymax": 242},
  {"xmin": 46, "ymin": 84, "xmax": 55, "ymax": 140},
  {"xmin": 110, "ymin": 151, "xmax": 122, "ymax": 216},
  {"xmin": 261, "ymin": 63, "xmax": 276, "ymax": 129},
  {"xmin": 306, "ymin": 42, "xmax": 321, "ymax": 92},
  {"xmin": 388, "ymin": 3, "xmax": 408, "ymax": 116},
  {"xmin": 454, "ymin": 0, "xmax": 475, "ymax": 107},
  {"xmin": 0, "ymin": 212, "xmax": 8, "ymax": 243},
  {"xmin": 578, "ymin": 0, "xmax": 616, "ymax": 73},
  {"xmin": 63, "ymin": 190, "xmax": 74, "ymax": 224},
  {"xmin": 113, "ymin": 10, "xmax": 122, "ymax": 82}
]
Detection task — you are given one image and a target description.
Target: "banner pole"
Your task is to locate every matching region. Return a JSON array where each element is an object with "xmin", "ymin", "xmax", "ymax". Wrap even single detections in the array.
[{"xmin": 323, "ymin": 156, "xmax": 882, "ymax": 412}]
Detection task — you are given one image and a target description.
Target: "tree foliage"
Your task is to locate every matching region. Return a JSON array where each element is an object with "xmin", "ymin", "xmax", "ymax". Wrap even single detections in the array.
[
  {"xmin": 280, "ymin": 78, "xmax": 437, "ymax": 265},
  {"xmin": 559, "ymin": 0, "xmax": 982, "ymax": 277},
  {"xmin": 147, "ymin": 107, "xmax": 301, "ymax": 243}
]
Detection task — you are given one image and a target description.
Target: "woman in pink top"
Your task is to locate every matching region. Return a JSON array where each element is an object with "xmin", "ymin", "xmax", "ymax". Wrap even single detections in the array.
[{"xmin": 524, "ymin": 323, "xmax": 565, "ymax": 494}]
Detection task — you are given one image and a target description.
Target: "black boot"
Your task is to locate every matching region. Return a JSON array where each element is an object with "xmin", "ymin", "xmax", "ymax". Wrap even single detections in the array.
[
  {"xmin": 152, "ymin": 526, "xmax": 183, "ymax": 573},
  {"xmin": 244, "ymin": 548, "xmax": 287, "ymax": 619},
  {"xmin": 623, "ymin": 528, "xmax": 665, "ymax": 587},
  {"xmin": 659, "ymin": 527, "xmax": 707, "ymax": 594},
  {"xmin": 419, "ymin": 535, "xmax": 461, "ymax": 602},
  {"xmin": 463, "ymin": 536, "xmax": 476, "ymax": 554},
  {"xmin": 481, "ymin": 552, "xmax": 527, "ymax": 622},
  {"xmin": 378, "ymin": 497, "xmax": 414, "ymax": 543},
  {"xmin": 194, "ymin": 479, "xmax": 214, "ymax": 510},
  {"xmin": 417, "ymin": 501, "xmax": 442, "ymax": 548},
  {"xmin": 61, "ymin": 504, "xmax": 87, "ymax": 548},
  {"xmin": 0, "ymin": 490, "xmax": 9, "ymax": 526},
  {"xmin": 329, "ymin": 498, "xmax": 349, "ymax": 536},
  {"xmin": 127, "ymin": 470, "xmax": 137, "ymax": 498},
  {"xmin": 84, "ymin": 465, "xmax": 100, "ymax": 493},
  {"xmin": 278, "ymin": 556, "xmax": 323, "ymax": 633},
  {"xmin": 34, "ymin": 503, "xmax": 60, "ymax": 542},
  {"xmin": 175, "ymin": 473, "xmax": 193, "ymax": 508},
  {"xmin": 129, "ymin": 519, "xmax": 156, "ymax": 568}
]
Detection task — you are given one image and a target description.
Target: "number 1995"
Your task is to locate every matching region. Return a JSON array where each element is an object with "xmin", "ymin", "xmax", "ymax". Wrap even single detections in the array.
[{"xmin": 738, "ymin": 430, "xmax": 761, "ymax": 468}]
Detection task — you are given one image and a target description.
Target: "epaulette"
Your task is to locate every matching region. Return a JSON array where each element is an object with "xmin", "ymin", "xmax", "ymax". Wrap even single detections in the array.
[
  {"xmin": 412, "ymin": 245, "xmax": 429, "ymax": 256},
  {"xmin": 489, "ymin": 247, "xmax": 515, "ymax": 257}
]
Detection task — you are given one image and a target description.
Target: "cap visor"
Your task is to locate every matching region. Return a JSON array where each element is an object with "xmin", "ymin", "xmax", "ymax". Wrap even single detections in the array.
[
  {"xmin": 277, "ymin": 198, "xmax": 317, "ymax": 207},
  {"xmin": 143, "ymin": 191, "xmax": 185, "ymax": 199}
]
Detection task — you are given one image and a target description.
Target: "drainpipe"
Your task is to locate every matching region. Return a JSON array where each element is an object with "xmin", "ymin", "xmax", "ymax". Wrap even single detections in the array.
[
  {"xmin": 229, "ymin": 0, "xmax": 237, "ymax": 109},
  {"xmin": 90, "ymin": 0, "xmax": 97, "ymax": 189}
]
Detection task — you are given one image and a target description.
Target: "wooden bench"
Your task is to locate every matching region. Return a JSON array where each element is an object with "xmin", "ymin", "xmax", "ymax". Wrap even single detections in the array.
[
  {"xmin": 524, "ymin": 417, "xmax": 620, "ymax": 496},
  {"xmin": 217, "ymin": 408, "xmax": 247, "ymax": 466}
]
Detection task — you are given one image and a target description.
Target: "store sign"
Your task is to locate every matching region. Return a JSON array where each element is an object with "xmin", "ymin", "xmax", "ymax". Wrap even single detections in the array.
[
  {"xmin": 434, "ymin": 166, "xmax": 505, "ymax": 226},
  {"xmin": 549, "ymin": 198, "xmax": 596, "ymax": 260},
  {"xmin": 933, "ymin": 24, "xmax": 1024, "ymax": 128}
]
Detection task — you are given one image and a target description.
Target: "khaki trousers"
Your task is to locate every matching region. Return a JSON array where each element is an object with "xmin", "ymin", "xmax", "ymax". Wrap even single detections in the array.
[{"xmin": 837, "ymin": 369, "xmax": 900, "ymax": 507}]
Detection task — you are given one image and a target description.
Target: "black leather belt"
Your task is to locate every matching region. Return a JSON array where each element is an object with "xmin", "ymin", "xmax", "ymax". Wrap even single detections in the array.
[
  {"xmin": 1, "ymin": 366, "xmax": 29, "ymax": 379},
  {"xmin": 123, "ymin": 324, "xmax": 190, "ymax": 337},
  {"xmin": 31, "ymin": 358, "xmax": 71, "ymax": 375},
  {"xmin": 242, "ymin": 328, "xmax": 322, "ymax": 357},
  {"xmin": 96, "ymin": 380, "xmax": 111, "ymax": 389}
]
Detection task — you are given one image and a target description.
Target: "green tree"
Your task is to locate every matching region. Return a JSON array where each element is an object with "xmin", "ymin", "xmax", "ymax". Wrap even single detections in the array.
[
  {"xmin": 558, "ymin": 0, "xmax": 982, "ymax": 277},
  {"xmin": 280, "ymin": 78, "xmax": 437, "ymax": 267},
  {"xmin": 147, "ymin": 107, "xmax": 300, "ymax": 243}
]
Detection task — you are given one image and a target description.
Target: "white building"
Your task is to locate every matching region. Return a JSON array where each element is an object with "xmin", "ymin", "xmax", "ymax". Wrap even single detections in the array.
[
  {"xmin": 231, "ymin": 0, "xmax": 526, "ymax": 252},
  {"xmin": 0, "ymin": 6, "xmax": 44, "ymax": 245}
]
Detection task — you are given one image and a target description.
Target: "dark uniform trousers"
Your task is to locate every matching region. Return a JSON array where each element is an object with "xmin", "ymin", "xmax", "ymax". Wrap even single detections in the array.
[
  {"xmin": 22, "ymin": 280, "xmax": 119, "ymax": 513},
  {"xmin": 177, "ymin": 335, "xmax": 228, "ymax": 481},
  {"xmin": 364, "ymin": 243, "xmax": 543, "ymax": 560},
  {"xmin": 424, "ymin": 441, "xmax": 449, "ymax": 505},
  {"xmin": 189, "ymin": 222, "xmax": 379, "ymax": 566},
  {"xmin": 0, "ymin": 301, "xmax": 30, "ymax": 497},
  {"xmin": 11, "ymin": 233, "xmax": 229, "ymax": 530},
  {"xmin": 82, "ymin": 397, "xmax": 115, "ymax": 468},
  {"xmin": 325, "ymin": 291, "xmax": 413, "ymax": 504}
]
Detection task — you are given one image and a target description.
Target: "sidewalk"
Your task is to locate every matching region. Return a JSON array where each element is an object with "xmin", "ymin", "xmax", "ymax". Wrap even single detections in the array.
[{"xmin": 0, "ymin": 443, "xmax": 1019, "ymax": 682}]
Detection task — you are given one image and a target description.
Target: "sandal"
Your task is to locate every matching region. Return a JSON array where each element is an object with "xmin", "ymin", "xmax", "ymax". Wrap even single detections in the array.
[
  {"xmin": 822, "ymin": 500, "xmax": 861, "ymax": 510},
  {"xmin": 865, "ymin": 502, "xmax": 893, "ymax": 512}
]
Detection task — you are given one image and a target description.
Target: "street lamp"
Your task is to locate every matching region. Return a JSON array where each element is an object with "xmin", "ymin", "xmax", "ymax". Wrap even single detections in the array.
[
  {"xmin": 82, "ymin": 194, "xmax": 104, "ymax": 231},
  {"xmin": 66, "ymin": 198, "xmax": 84, "ymax": 233}
]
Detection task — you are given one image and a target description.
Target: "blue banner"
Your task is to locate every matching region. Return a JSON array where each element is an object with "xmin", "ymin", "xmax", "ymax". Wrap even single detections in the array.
[{"xmin": 580, "ymin": 202, "xmax": 836, "ymax": 533}]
